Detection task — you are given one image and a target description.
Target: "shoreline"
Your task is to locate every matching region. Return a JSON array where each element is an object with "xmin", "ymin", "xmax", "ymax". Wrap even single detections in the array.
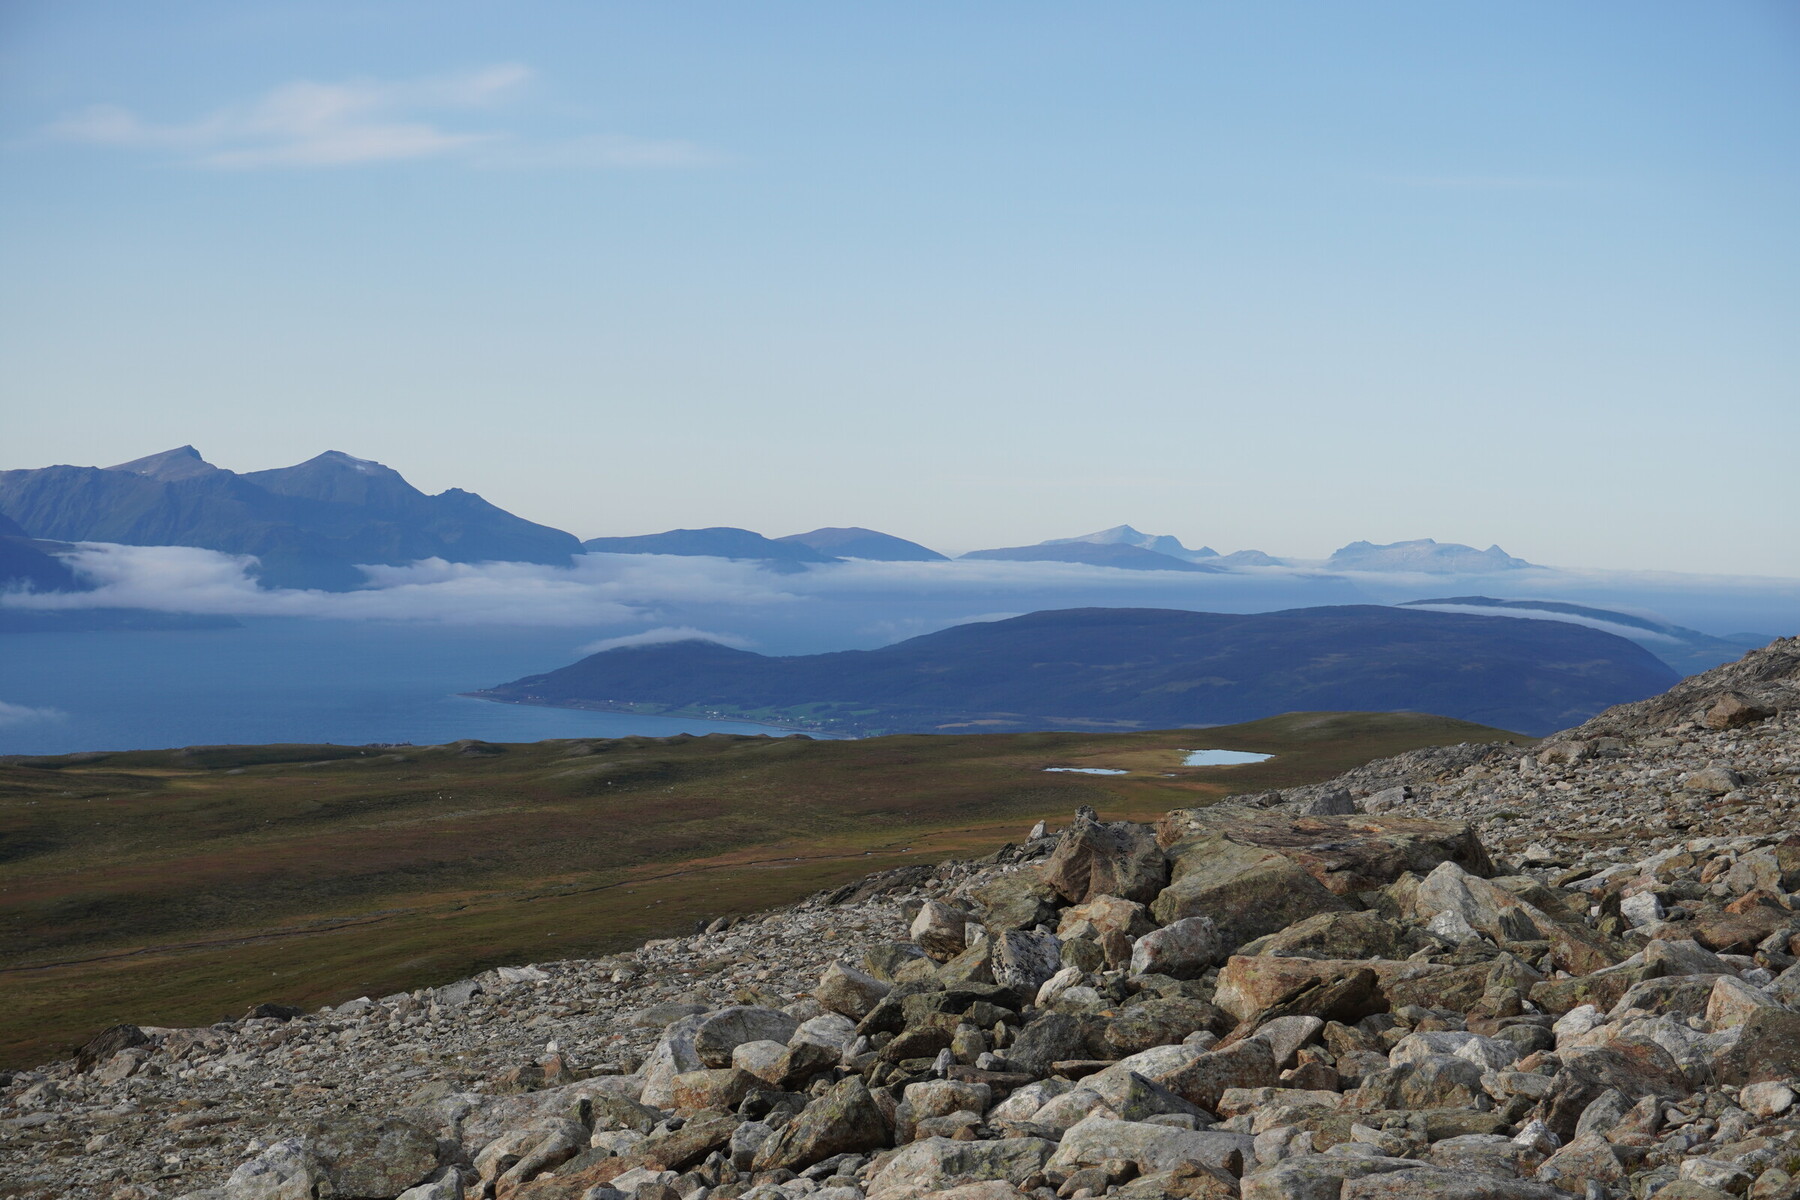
[{"xmin": 458, "ymin": 690, "xmax": 849, "ymax": 738}]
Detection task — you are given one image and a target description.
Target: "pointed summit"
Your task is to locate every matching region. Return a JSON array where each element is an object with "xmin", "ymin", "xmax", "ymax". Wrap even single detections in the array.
[
  {"xmin": 243, "ymin": 451, "xmax": 415, "ymax": 505},
  {"xmin": 106, "ymin": 445, "xmax": 222, "ymax": 481},
  {"xmin": 1040, "ymin": 525, "xmax": 1218, "ymax": 561}
]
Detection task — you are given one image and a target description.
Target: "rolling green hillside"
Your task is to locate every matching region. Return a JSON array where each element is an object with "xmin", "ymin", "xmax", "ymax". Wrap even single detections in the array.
[{"xmin": 0, "ymin": 710, "xmax": 1521, "ymax": 1066}]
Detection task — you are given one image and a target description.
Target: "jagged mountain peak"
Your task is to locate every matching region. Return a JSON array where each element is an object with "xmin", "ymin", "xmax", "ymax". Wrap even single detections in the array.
[{"xmin": 1040, "ymin": 525, "xmax": 1220, "ymax": 561}]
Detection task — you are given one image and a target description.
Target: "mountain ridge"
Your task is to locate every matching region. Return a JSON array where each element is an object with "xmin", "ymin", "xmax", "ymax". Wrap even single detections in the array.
[{"xmin": 0, "ymin": 448, "xmax": 582, "ymax": 590}]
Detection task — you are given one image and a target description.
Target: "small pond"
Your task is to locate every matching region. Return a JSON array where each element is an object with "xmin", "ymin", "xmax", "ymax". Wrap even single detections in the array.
[
  {"xmin": 1182, "ymin": 749, "xmax": 1273, "ymax": 766},
  {"xmin": 1043, "ymin": 767, "xmax": 1130, "ymax": 775}
]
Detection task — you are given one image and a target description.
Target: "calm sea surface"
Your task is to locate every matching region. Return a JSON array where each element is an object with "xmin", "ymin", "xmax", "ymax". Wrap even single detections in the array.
[{"xmin": 0, "ymin": 619, "xmax": 804, "ymax": 755}]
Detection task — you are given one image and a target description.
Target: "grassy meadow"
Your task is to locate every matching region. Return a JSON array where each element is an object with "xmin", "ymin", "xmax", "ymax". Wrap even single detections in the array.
[{"xmin": 0, "ymin": 711, "xmax": 1525, "ymax": 1067}]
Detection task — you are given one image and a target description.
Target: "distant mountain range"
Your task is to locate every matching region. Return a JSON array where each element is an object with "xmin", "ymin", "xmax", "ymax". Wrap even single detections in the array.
[
  {"xmin": 954, "ymin": 530, "xmax": 1526, "ymax": 574},
  {"xmin": 478, "ymin": 604, "xmax": 1679, "ymax": 736},
  {"xmin": 0, "ymin": 446, "xmax": 1554, "ymax": 589},
  {"xmin": 1328, "ymin": 539, "xmax": 1532, "ymax": 573},
  {"xmin": 1397, "ymin": 596, "xmax": 1768, "ymax": 676},
  {"xmin": 0, "ymin": 447, "xmax": 581, "ymax": 590}
]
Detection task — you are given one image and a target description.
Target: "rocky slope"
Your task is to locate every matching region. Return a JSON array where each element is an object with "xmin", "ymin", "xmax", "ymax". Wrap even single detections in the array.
[{"xmin": 4, "ymin": 639, "xmax": 1799, "ymax": 1200}]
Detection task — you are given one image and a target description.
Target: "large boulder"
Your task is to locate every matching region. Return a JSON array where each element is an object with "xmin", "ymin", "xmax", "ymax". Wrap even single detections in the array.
[
  {"xmin": 1241, "ymin": 1155, "xmax": 1425, "ymax": 1200},
  {"xmin": 1215, "ymin": 956, "xmax": 1501, "ymax": 1025},
  {"xmin": 229, "ymin": 1114, "xmax": 440, "ymax": 1200},
  {"xmin": 972, "ymin": 871, "xmax": 1062, "ymax": 935},
  {"xmin": 1152, "ymin": 836, "xmax": 1352, "ymax": 950},
  {"xmin": 1156, "ymin": 806, "xmax": 1494, "ymax": 894},
  {"xmin": 1411, "ymin": 862, "xmax": 1621, "ymax": 975},
  {"xmin": 816, "ymin": 961, "xmax": 892, "ymax": 1018},
  {"xmin": 865, "ymin": 1136, "xmax": 1056, "ymax": 1200},
  {"xmin": 992, "ymin": 930, "xmax": 1063, "ymax": 996},
  {"xmin": 752, "ymin": 1076, "xmax": 890, "ymax": 1172},
  {"xmin": 1713, "ymin": 1008, "xmax": 1800, "ymax": 1086},
  {"xmin": 913, "ymin": 900, "xmax": 971, "ymax": 961},
  {"xmin": 1341, "ymin": 1168, "xmax": 1572, "ymax": 1200},
  {"xmin": 1236, "ymin": 911, "xmax": 1406, "ymax": 960},
  {"xmin": 1044, "ymin": 812, "xmax": 1168, "ymax": 904},
  {"xmin": 1130, "ymin": 916, "xmax": 1224, "ymax": 979},
  {"xmin": 1059, "ymin": 895, "xmax": 1156, "ymax": 940},
  {"xmin": 1104, "ymin": 997, "xmax": 1232, "ymax": 1057},
  {"xmin": 636, "ymin": 1011, "xmax": 711, "ymax": 1107},
  {"xmin": 1047, "ymin": 1115, "xmax": 1253, "ymax": 1177},
  {"xmin": 691, "ymin": 1005, "xmax": 801, "ymax": 1068}
]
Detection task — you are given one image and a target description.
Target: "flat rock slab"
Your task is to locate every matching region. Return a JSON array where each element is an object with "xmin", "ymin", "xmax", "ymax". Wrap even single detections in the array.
[{"xmin": 1155, "ymin": 806, "xmax": 1494, "ymax": 894}]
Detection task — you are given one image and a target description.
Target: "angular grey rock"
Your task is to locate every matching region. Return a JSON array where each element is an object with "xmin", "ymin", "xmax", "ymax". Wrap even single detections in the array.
[
  {"xmin": 690, "ymin": 1005, "xmax": 802, "ymax": 1068},
  {"xmin": 992, "ymin": 929, "xmax": 1062, "ymax": 996},
  {"xmin": 1130, "ymin": 915, "xmax": 1223, "ymax": 979}
]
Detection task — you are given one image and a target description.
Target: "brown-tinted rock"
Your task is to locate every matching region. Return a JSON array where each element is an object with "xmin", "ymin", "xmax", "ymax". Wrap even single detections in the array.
[
  {"xmin": 1714, "ymin": 1007, "xmax": 1800, "ymax": 1086},
  {"xmin": 1058, "ymin": 895, "xmax": 1156, "ymax": 939},
  {"xmin": 1703, "ymin": 692, "xmax": 1773, "ymax": 729},
  {"xmin": 1163, "ymin": 1038, "xmax": 1279, "ymax": 1110},
  {"xmin": 669, "ymin": 1067, "xmax": 758, "ymax": 1113},
  {"xmin": 816, "ymin": 961, "xmax": 892, "ymax": 1018},
  {"xmin": 1237, "ymin": 911, "xmax": 1406, "ymax": 961},
  {"xmin": 1044, "ymin": 814, "xmax": 1168, "ymax": 904},
  {"xmin": 1155, "ymin": 806, "xmax": 1494, "ymax": 893}
]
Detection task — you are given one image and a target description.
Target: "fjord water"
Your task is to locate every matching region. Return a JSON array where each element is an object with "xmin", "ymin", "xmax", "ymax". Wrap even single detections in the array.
[{"xmin": 0, "ymin": 619, "xmax": 801, "ymax": 755}]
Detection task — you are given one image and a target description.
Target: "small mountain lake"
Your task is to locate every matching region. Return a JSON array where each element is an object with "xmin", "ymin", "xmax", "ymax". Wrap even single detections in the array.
[{"xmin": 1182, "ymin": 749, "xmax": 1273, "ymax": 766}]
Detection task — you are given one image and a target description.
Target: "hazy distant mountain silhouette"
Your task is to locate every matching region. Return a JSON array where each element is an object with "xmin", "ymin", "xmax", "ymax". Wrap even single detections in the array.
[
  {"xmin": 0, "ymin": 447, "xmax": 582, "ymax": 590},
  {"xmin": 582, "ymin": 527, "xmax": 838, "ymax": 566},
  {"xmin": 776, "ymin": 527, "xmax": 947, "ymax": 561},
  {"xmin": 484, "ymin": 604, "xmax": 1678, "ymax": 736},
  {"xmin": 960, "ymin": 542, "xmax": 1226, "ymax": 572}
]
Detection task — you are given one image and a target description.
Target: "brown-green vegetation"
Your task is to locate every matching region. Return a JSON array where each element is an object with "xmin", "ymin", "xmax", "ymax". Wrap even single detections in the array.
[{"xmin": 0, "ymin": 710, "xmax": 1524, "ymax": 1067}]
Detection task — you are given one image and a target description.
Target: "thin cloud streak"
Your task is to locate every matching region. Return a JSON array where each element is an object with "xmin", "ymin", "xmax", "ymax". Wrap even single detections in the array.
[{"xmin": 43, "ymin": 64, "xmax": 715, "ymax": 171}]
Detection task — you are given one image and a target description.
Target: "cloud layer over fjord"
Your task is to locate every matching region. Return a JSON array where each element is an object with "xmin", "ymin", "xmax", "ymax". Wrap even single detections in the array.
[{"xmin": 3, "ymin": 543, "xmax": 1794, "ymax": 653}]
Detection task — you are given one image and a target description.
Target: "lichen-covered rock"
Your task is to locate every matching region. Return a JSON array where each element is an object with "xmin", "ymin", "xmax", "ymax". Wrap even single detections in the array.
[
  {"xmin": 863, "ymin": 1136, "xmax": 1055, "ymax": 1199},
  {"xmin": 752, "ymin": 1076, "xmax": 889, "ymax": 1172},
  {"xmin": 1153, "ymin": 836, "xmax": 1353, "ymax": 949},
  {"xmin": 1046, "ymin": 1115, "xmax": 1253, "ymax": 1176}
]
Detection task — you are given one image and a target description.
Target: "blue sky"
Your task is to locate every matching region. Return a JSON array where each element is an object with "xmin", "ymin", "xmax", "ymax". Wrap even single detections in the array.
[{"xmin": 3, "ymin": 1, "xmax": 1797, "ymax": 574}]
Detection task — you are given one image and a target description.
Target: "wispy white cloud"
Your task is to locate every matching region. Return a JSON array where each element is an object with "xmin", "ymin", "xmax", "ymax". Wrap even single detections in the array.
[
  {"xmin": 43, "ymin": 64, "xmax": 714, "ymax": 171},
  {"xmin": 0, "ymin": 700, "xmax": 65, "ymax": 727},
  {"xmin": 1400, "ymin": 602, "xmax": 1684, "ymax": 645}
]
